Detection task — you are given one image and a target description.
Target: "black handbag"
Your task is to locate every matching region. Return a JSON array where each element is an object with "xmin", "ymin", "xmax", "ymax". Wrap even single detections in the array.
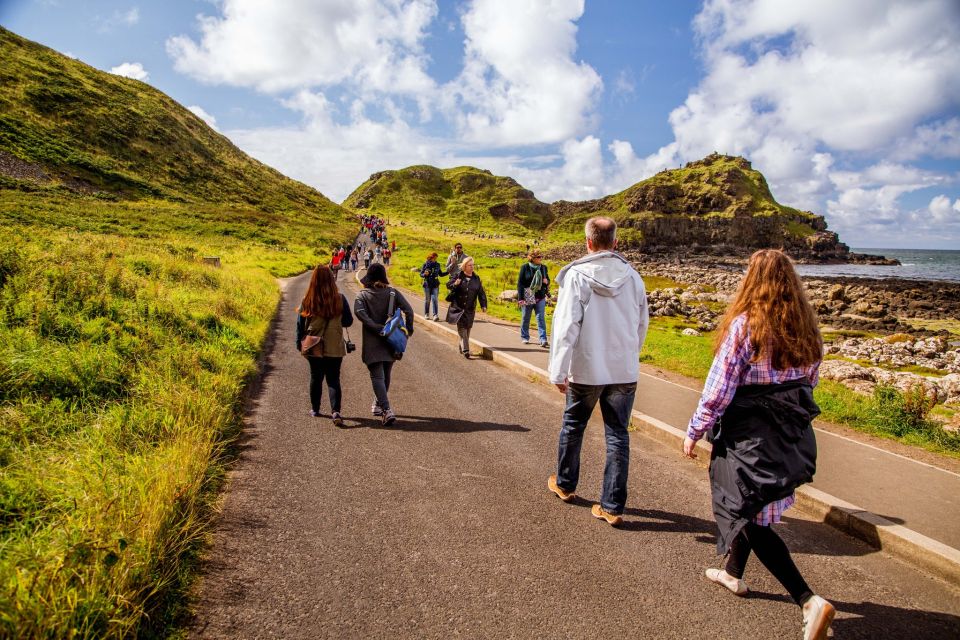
[{"xmin": 445, "ymin": 304, "xmax": 465, "ymax": 324}]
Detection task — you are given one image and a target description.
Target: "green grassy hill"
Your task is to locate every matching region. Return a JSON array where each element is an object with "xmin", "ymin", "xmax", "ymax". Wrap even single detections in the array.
[
  {"xmin": 343, "ymin": 164, "xmax": 553, "ymax": 234},
  {"xmin": 0, "ymin": 26, "xmax": 341, "ymax": 213},
  {"xmin": 548, "ymin": 153, "xmax": 849, "ymax": 258},
  {"xmin": 343, "ymin": 154, "xmax": 850, "ymax": 260},
  {"xmin": 0, "ymin": 27, "xmax": 356, "ymax": 637}
]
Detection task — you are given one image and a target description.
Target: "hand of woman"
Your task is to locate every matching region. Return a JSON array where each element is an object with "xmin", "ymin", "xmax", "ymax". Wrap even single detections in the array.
[
  {"xmin": 454, "ymin": 278, "xmax": 461, "ymax": 286},
  {"xmin": 682, "ymin": 436, "xmax": 698, "ymax": 459}
]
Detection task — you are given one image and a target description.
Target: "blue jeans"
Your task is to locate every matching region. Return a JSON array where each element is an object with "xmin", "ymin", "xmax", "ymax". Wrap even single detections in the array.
[
  {"xmin": 424, "ymin": 286, "xmax": 439, "ymax": 316},
  {"xmin": 520, "ymin": 298, "xmax": 547, "ymax": 342},
  {"xmin": 556, "ymin": 382, "xmax": 636, "ymax": 514}
]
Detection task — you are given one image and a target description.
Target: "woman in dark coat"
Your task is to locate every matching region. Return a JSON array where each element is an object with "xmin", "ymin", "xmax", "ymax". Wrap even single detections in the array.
[
  {"xmin": 295, "ymin": 264, "xmax": 354, "ymax": 426},
  {"xmin": 682, "ymin": 249, "xmax": 834, "ymax": 640},
  {"xmin": 353, "ymin": 264, "xmax": 414, "ymax": 426},
  {"xmin": 445, "ymin": 256, "xmax": 487, "ymax": 359}
]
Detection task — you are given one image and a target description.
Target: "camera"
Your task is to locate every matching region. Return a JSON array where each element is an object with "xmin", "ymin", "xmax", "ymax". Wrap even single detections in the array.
[{"xmin": 344, "ymin": 339, "xmax": 357, "ymax": 353}]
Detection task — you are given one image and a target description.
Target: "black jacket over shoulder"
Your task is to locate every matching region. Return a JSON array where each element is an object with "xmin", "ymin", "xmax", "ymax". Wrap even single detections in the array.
[
  {"xmin": 446, "ymin": 273, "xmax": 487, "ymax": 329},
  {"xmin": 708, "ymin": 378, "xmax": 820, "ymax": 554}
]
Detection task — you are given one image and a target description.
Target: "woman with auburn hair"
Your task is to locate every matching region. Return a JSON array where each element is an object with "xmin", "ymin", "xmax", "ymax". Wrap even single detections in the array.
[
  {"xmin": 682, "ymin": 249, "xmax": 834, "ymax": 640},
  {"xmin": 295, "ymin": 264, "xmax": 354, "ymax": 426}
]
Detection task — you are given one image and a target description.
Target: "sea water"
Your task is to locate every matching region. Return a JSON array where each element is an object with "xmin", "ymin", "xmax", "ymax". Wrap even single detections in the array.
[{"xmin": 795, "ymin": 249, "xmax": 960, "ymax": 283}]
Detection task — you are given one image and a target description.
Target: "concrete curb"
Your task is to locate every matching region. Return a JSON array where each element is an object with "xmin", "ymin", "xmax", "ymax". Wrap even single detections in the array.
[{"xmin": 354, "ymin": 269, "xmax": 960, "ymax": 585}]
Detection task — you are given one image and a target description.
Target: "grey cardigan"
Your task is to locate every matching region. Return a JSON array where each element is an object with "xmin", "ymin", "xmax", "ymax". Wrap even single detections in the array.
[{"xmin": 354, "ymin": 286, "xmax": 415, "ymax": 363}]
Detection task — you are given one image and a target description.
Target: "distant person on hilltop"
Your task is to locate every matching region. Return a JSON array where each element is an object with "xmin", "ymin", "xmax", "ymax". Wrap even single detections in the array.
[
  {"xmin": 296, "ymin": 264, "xmax": 354, "ymax": 427},
  {"xmin": 682, "ymin": 249, "xmax": 834, "ymax": 640},
  {"xmin": 445, "ymin": 242, "xmax": 467, "ymax": 279},
  {"xmin": 517, "ymin": 249, "xmax": 550, "ymax": 348},
  {"xmin": 547, "ymin": 216, "xmax": 648, "ymax": 527}
]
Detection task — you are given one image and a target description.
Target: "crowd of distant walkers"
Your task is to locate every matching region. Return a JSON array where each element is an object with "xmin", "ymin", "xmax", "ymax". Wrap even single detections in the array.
[{"xmin": 293, "ymin": 213, "xmax": 836, "ymax": 639}]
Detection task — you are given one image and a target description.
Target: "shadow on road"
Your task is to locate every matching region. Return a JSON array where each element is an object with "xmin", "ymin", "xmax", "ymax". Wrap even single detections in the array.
[
  {"xmin": 746, "ymin": 592, "xmax": 960, "ymax": 637},
  {"xmin": 344, "ymin": 415, "xmax": 531, "ymax": 433}
]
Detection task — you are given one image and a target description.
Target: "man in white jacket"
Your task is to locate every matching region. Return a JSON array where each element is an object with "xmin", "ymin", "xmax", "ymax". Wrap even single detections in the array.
[{"xmin": 546, "ymin": 216, "xmax": 648, "ymax": 526}]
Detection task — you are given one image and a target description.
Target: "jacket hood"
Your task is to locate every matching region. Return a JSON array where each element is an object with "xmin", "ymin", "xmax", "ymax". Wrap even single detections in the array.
[{"xmin": 555, "ymin": 251, "xmax": 634, "ymax": 298}]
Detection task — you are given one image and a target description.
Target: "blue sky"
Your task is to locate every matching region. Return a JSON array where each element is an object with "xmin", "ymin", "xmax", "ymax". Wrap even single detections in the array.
[{"xmin": 2, "ymin": 0, "xmax": 959, "ymax": 249}]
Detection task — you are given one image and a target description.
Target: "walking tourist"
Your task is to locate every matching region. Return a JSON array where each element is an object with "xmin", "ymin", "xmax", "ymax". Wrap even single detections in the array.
[
  {"xmin": 445, "ymin": 256, "xmax": 487, "ymax": 358},
  {"xmin": 295, "ymin": 264, "xmax": 354, "ymax": 427},
  {"xmin": 419, "ymin": 252, "xmax": 447, "ymax": 320},
  {"xmin": 364, "ymin": 248, "xmax": 372, "ymax": 269},
  {"xmin": 350, "ymin": 247, "xmax": 359, "ymax": 271},
  {"xmin": 546, "ymin": 216, "xmax": 648, "ymax": 526},
  {"xmin": 354, "ymin": 264, "xmax": 414, "ymax": 426},
  {"xmin": 682, "ymin": 249, "xmax": 834, "ymax": 640},
  {"xmin": 517, "ymin": 249, "xmax": 550, "ymax": 347}
]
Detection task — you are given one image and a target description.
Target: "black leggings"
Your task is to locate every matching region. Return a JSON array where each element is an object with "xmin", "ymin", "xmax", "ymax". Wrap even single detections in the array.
[
  {"xmin": 308, "ymin": 356, "xmax": 343, "ymax": 413},
  {"xmin": 724, "ymin": 522, "xmax": 813, "ymax": 606}
]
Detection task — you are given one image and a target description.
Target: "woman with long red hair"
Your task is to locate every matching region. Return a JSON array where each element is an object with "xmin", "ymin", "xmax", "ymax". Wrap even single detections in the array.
[
  {"xmin": 683, "ymin": 249, "xmax": 834, "ymax": 640},
  {"xmin": 296, "ymin": 264, "xmax": 354, "ymax": 426}
]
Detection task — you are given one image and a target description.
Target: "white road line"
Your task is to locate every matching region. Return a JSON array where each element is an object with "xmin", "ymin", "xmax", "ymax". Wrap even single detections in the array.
[{"xmin": 812, "ymin": 428, "xmax": 960, "ymax": 479}]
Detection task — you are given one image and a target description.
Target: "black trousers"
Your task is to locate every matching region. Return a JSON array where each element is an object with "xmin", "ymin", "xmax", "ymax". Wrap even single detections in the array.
[
  {"xmin": 307, "ymin": 356, "xmax": 343, "ymax": 413},
  {"xmin": 724, "ymin": 522, "xmax": 813, "ymax": 606}
]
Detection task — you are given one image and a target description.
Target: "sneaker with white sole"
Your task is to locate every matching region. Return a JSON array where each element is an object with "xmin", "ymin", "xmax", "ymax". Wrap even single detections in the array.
[
  {"xmin": 372, "ymin": 403, "xmax": 383, "ymax": 417},
  {"xmin": 802, "ymin": 595, "xmax": 835, "ymax": 640},
  {"xmin": 382, "ymin": 409, "xmax": 396, "ymax": 426},
  {"xmin": 331, "ymin": 411, "xmax": 344, "ymax": 427},
  {"xmin": 309, "ymin": 410, "xmax": 321, "ymax": 418},
  {"xmin": 705, "ymin": 568, "xmax": 749, "ymax": 596},
  {"xmin": 521, "ymin": 338, "xmax": 530, "ymax": 344}
]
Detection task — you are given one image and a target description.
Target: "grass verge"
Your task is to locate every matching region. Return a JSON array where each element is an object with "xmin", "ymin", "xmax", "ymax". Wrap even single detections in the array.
[{"xmin": 0, "ymin": 192, "xmax": 352, "ymax": 637}]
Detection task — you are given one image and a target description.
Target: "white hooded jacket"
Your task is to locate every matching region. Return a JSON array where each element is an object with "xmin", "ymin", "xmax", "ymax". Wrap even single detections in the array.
[{"xmin": 548, "ymin": 251, "xmax": 648, "ymax": 385}]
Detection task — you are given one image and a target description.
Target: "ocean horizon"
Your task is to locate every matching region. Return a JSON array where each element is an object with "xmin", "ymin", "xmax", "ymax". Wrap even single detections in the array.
[{"xmin": 795, "ymin": 248, "xmax": 960, "ymax": 283}]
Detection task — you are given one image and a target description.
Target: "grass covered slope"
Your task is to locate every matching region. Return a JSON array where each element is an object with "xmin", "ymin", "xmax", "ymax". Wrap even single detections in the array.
[
  {"xmin": 0, "ymin": 27, "xmax": 358, "ymax": 637},
  {"xmin": 0, "ymin": 26, "xmax": 340, "ymax": 215},
  {"xmin": 548, "ymin": 153, "xmax": 847, "ymax": 258},
  {"xmin": 343, "ymin": 165, "xmax": 553, "ymax": 235}
]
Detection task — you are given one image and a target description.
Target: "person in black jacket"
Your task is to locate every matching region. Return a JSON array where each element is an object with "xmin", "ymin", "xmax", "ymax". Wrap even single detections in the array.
[
  {"xmin": 682, "ymin": 249, "xmax": 834, "ymax": 640},
  {"xmin": 419, "ymin": 251, "xmax": 447, "ymax": 321},
  {"xmin": 354, "ymin": 263, "xmax": 414, "ymax": 426},
  {"xmin": 516, "ymin": 249, "xmax": 550, "ymax": 347},
  {"xmin": 445, "ymin": 256, "xmax": 487, "ymax": 359},
  {"xmin": 295, "ymin": 264, "xmax": 354, "ymax": 426}
]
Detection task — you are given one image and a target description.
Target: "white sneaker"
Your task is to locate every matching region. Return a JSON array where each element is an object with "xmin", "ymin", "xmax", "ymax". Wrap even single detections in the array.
[
  {"xmin": 705, "ymin": 568, "xmax": 748, "ymax": 596},
  {"xmin": 371, "ymin": 403, "xmax": 383, "ymax": 416},
  {"xmin": 433, "ymin": 314, "xmax": 440, "ymax": 321},
  {"xmin": 802, "ymin": 595, "xmax": 835, "ymax": 640},
  {"xmin": 521, "ymin": 338, "xmax": 530, "ymax": 344}
]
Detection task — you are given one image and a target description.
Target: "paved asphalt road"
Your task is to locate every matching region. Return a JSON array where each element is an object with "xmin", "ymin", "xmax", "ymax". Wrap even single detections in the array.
[{"xmin": 189, "ymin": 271, "xmax": 960, "ymax": 639}]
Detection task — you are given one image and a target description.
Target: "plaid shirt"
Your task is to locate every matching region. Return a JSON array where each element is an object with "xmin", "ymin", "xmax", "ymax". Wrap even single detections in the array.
[{"xmin": 689, "ymin": 313, "xmax": 820, "ymax": 525}]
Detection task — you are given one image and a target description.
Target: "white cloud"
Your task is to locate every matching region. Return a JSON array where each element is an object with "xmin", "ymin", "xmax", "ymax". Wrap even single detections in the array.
[
  {"xmin": 109, "ymin": 62, "xmax": 149, "ymax": 81},
  {"xmin": 167, "ymin": 0, "xmax": 437, "ymax": 95},
  {"xmin": 98, "ymin": 7, "xmax": 139, "ymax": 32},
  {"xmin": 446, "ymin": 0, "xmax": 602, "ymax": 145},
  {"xmin": 187, "ymin": 105, "xmax": 219, "ymax": 131},
  {"xmin": 928, "ymin": 195, "xmax": 960, "ymax": 222},
  {"xmin": 623, "ymin": 0, "xmax": 960, "ymax": 245}
]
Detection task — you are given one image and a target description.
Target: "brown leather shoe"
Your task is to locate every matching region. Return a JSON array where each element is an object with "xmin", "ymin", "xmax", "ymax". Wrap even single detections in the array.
[
  {"xmin": 547, "ymin": 474, "xmax": 575, "ymax": 502},
  {"xmin": 591, "ymin": 504, "xmax": 623, "ymax": 526}
]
